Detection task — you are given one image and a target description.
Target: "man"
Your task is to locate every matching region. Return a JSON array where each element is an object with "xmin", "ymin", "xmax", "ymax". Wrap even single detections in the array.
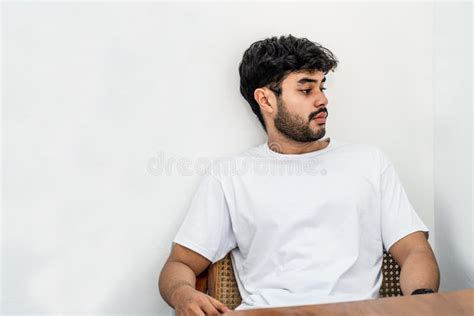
[{"xmin": 159, "ymin": 35, "xmax": 440, "ymax": 315}]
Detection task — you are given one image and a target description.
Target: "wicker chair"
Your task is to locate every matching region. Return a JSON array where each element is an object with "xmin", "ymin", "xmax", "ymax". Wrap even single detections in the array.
[{"xmin": 195, "ymin": 250, "xmax": 402, "ymax": 310}]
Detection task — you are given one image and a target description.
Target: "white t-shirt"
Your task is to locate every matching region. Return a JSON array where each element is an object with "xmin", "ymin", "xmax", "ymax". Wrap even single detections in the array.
[{"xmin": 173, "ymin": 138, "xmax": 429, "ymax": 310}]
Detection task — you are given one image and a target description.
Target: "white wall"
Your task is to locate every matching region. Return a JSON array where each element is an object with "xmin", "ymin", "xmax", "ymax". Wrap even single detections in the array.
[
  {"xmin": 433, "ymin": 2, "xmax": 473, "ymax": 292},
  {"xmin": 1, "ymin": 2, "xmax": 454, "ymax": 315}
]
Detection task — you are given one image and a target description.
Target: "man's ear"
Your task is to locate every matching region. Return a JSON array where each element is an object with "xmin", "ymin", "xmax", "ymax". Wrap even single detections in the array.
[{"xmin": 254, "ymin": 87, "xmax": 275, "ymax": 115}]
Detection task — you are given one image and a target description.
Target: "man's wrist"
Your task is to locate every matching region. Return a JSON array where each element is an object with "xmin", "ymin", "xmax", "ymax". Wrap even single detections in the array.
[{"xmin": 411, "ymin": 288, "xmax": 435, "ymax": 295}]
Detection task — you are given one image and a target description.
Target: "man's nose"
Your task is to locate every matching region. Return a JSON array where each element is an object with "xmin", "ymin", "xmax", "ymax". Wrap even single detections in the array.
[{"xmin": 314, "ymin": 92, "xmax": 328, "ymax": 108}]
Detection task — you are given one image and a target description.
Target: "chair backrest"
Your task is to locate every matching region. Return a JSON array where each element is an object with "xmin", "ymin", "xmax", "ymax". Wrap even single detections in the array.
[{"xmin": 196, "ymin": 250, "xmax": 402, "ymax": 310}]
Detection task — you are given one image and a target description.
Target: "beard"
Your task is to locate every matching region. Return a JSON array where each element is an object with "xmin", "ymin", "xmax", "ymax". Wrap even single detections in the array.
[{"xmin": 273, "ymin": 97, "xmax": 327, "ymax": 143}]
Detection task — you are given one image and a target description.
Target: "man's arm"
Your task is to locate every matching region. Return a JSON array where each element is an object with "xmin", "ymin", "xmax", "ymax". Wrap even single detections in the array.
[
  {"xmin": 159, "ymin": 243, "xmax": 231, "ymax": 315},
  {"xmin": 388, "ymin": 231, "xmax": 440, "ymax": 295}
]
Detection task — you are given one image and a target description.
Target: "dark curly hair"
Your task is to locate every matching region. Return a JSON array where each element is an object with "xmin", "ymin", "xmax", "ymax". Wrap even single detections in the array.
[{"xmin": 239, "ymin": 34, "xmax": 339, "ymax": 132}]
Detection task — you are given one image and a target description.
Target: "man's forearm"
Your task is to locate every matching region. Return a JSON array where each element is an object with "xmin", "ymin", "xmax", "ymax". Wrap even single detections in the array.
[
  {"xmin": 399, "ymin": 247, "xmax": 440, "ymax": 295},
  {"xmin": 159, "ymin": 260, "xmax": 197, "ymax": 308}
]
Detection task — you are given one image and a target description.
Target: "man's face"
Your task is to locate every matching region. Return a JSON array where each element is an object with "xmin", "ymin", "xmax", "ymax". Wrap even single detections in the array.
[{"xmin": 272, "ymin": 70, "xmax": 328, "ymax": 143}]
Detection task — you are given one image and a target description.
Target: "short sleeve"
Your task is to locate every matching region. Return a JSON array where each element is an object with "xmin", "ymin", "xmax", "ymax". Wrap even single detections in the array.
[
  {"xmin": 379, "ymin": 154, "xmax": 429, "ymax": 252},
  {"xmin": 173, "ymin": 173, "xmax": 237, "ymax": 263}
]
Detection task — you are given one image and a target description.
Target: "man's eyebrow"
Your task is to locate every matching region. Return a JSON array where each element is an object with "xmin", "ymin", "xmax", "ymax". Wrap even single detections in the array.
[{"xmin": 297, "ymin": 77, "xmax": 327, "ymax": 85}]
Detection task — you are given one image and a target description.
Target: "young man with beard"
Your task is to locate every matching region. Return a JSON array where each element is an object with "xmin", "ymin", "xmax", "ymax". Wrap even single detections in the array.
[{"xmin": 159, "ymin": 35, "xmax": 440, "ymax": 315}]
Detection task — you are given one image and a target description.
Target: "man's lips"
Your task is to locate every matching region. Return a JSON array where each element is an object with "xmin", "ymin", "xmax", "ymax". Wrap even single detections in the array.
[{"xmin": 312, "ymin": 113, "xmax": 327, "ymax": 124}]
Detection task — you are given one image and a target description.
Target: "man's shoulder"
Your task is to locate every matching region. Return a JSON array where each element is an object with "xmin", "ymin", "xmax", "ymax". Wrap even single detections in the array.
[
  {"xmin": 331, "ymin": 139, "xmax": 386, "ymax": 160},
  {"xmin": 206, "ymin": 140, "xmax": 388, "ymax": 178},
  {"xmin": 331, "ymin": 139, "xmax": 390, "ymax": 175}
]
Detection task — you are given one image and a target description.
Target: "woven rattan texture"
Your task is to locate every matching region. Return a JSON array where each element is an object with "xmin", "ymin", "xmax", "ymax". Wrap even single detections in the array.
[
  {"xmin": 379, "ymin": 251, "xmax": 403, "ymax": 297},
  {"xmin": 214, "ymin": 256, "xmax": 242, "ymax": 309}
]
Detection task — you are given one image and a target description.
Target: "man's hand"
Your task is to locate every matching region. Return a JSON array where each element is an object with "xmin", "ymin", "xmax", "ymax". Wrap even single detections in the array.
[{"xmin": 172, "ymin": 284, "xmax": 232, "ymax": 316}]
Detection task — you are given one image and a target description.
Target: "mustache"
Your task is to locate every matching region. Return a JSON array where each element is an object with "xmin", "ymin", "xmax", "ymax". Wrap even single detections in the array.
[{"xmin": 309, "ymin": 108, "xmax": 328, "ymax": 121}]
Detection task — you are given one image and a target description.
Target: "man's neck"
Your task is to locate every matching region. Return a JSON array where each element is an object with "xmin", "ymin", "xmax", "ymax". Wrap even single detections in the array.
[{"xmin": 266, "ymin": 136, "xmax": 330, "ymax": 155}]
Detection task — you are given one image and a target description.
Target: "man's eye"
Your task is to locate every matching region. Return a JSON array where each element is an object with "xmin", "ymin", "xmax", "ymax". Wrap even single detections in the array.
[{"xmin": 301, "ymin": 87, "xmax": 326, "ymax": 95}]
